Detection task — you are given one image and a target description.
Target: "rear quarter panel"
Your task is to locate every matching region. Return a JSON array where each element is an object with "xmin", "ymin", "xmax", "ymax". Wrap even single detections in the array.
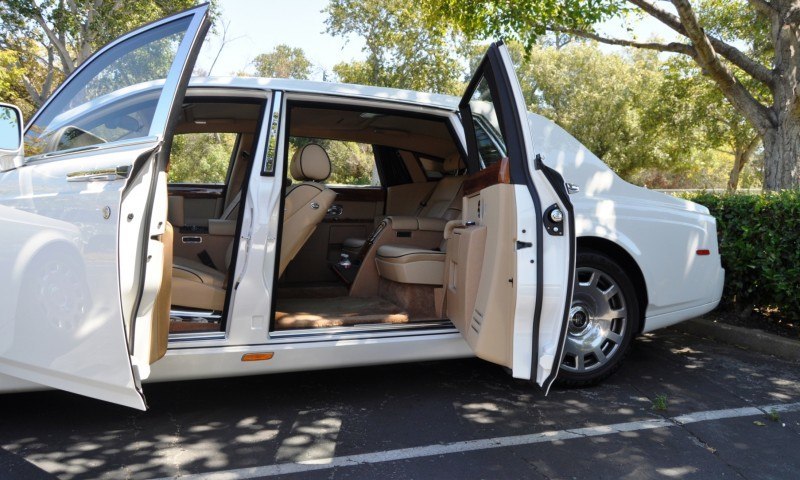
[{"xmin": 528, "ymin": 113, "xmax": 724, "ymax": 331}]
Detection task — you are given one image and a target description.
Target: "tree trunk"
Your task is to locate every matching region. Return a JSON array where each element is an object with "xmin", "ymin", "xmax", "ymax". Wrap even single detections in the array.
[
  {"xmin": 763, "ymin": 1, "xmax": 800, "ymax": 190},
  {"xmin": 727, "ymin": 151, "xmax": 745, "ymax": 192},
  {"xmin": 727, "ymin": 135, "xmax": 761, "ymax": 191},
  {"xmin": 762, "ymin": 113, "xmax": 800, "ymax": 190}
]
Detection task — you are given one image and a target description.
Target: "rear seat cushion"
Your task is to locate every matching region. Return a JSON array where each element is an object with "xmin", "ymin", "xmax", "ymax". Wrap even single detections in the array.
[{"xmin": 375, "ymin": 245, "xmax": 445, "ymax": 285}]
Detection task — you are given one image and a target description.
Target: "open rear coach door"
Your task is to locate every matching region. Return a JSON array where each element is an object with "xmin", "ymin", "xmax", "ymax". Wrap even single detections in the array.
[
  {"xmin": 448, "ymin": 42, "xmax": 575, "ymax": 391},
  {"xmin": 0, "ymin": 5, "xmax": 210, "ymax": 409}
]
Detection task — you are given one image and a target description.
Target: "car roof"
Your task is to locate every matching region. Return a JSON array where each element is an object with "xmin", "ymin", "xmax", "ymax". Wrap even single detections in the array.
[{"xmin": 188, "ymin": 77, "xmax": 462, "ymax": 111}]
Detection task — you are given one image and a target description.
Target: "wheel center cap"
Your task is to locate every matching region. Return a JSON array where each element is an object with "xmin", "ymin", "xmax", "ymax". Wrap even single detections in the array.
[{"xmin": 569, "ymin": 306, "xmax": 591, "ymax": 333}]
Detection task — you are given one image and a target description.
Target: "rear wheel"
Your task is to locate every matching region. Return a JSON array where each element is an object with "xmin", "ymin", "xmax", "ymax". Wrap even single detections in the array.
[{"xmin": 557, "ymin": 250, "xmax": 639, "ymax": 387}]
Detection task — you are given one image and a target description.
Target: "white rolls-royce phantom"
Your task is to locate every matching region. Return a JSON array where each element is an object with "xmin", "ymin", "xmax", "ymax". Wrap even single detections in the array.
[{"xmin": 0, "ymin": 5, "xmax": 723, "ymax": 410}]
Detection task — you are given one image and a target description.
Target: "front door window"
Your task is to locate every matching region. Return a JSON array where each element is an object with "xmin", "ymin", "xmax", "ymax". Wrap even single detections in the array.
[{"xmin": 25, "ymin": 17, "xmax": 193, "ymax": 158}]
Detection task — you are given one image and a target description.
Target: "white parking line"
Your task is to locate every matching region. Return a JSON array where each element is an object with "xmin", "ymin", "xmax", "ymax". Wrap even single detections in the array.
[{"xmin": 158, "ymin": 401, "xmax": 800, "ymax": 480}]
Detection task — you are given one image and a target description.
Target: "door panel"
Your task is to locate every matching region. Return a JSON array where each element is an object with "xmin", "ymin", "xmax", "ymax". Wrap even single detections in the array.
[
  {"xmin": 0, "ymin": 5, "xmax": 210, "ymax": 409},
  {"xmin": 456, "ymin": 42, "xmax": 575, "ymax": 391},
  {"xmin": 0, "ymin": 142, "xmax": 162, "ymax": 410}
]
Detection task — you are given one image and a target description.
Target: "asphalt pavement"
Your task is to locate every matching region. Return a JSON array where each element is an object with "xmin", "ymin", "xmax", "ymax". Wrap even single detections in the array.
[{"xmin": 1, "ymin": 327, "xmax": 799, "ymax": 480}]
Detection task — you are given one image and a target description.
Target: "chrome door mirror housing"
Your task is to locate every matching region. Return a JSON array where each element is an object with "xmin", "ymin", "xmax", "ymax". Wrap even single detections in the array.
[{"xmin": 0, "ymin": 103, "xmax": 24, "ymax": 171}]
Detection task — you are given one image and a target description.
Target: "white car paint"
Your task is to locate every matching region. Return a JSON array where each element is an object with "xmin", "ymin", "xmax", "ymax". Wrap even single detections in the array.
[{"xmin": 143, "ymin": 74, "xmax": 721, "ymax": 388}]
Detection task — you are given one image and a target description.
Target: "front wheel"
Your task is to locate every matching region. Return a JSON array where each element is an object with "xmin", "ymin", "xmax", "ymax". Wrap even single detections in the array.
[{"xmin": 557, "ymin": 250, "xmax": 639, "ymax": 387}]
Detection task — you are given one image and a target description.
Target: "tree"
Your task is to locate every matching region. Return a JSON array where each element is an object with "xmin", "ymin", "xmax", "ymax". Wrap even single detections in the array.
[
  {"xmin": 325, "ymin": 0, "xmax": 464, "ymax": 95},
  {"xmin": 511, "ymin": 43, "xmax": 668, "ymax": 180},
  {"xmin": 0, "ymin": 0, "xmax": 202, "ymax": 108},
  {"xmin": 252, "ymin": 44, "xmax": 312, "ymax": 79},
  {"xmin": 424, "ymin": 0, "xmax": 800, "ymax": 190},
  {"xmin": 653, "ymin": 56, "xmax": 761, "ymax": 190},
  {"xmin": 168, "ymin": 132, "xmax": 236, "ymax": 184}
]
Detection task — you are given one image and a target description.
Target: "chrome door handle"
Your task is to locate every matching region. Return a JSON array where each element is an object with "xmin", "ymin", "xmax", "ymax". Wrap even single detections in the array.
[
  {"xmin": 67, "ymin": 165, "xmax": 131, "ymax": 182},
  {"xmin": 565, "ymin": 183, "xmax": 580, "ymax": 194}
]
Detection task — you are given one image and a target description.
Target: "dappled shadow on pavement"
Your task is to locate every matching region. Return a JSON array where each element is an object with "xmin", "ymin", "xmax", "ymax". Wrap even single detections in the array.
[{"xmin": 0, "ymin": 328, "xmax": 798, "ymax": 479}]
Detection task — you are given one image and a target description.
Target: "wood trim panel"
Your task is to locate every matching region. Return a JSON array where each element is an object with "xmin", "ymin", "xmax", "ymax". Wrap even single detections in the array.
[
  {"xmin": 463, "ymin": 157, "xmax": 511, "ymax": 196},
  {"xmin": 331, "ymin": 186, "xmax": 385, "ymax": 202}
]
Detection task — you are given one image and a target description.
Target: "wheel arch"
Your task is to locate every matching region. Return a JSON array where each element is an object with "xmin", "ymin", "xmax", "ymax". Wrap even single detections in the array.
[{"xmin": 576, "ymin": 236, "xmax": 648, "ymax": 333}]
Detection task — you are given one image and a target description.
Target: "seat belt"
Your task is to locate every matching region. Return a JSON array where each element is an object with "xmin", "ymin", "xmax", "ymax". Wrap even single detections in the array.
[{"xmin": 414, "ymin": 181, "xmax": 438, "ymax": 216}]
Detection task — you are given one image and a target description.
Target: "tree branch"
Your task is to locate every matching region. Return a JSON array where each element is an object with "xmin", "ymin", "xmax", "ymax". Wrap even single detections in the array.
[
  {"xmin": 671, "ymin": 0, "xmax": 775, "ymax": 133},
  {"xmin": 30, "ymin": 2, "xmax": 74, "ymax": 73},
  {"xmin": 748, "ymin": 0, "xmax": 776, "ymax": 16},
  {"xmin": 627, "ymin": 0, "xmax": 776, "ymax": 88},
  {"xmin": 552, "ymin": 27, "xmax": 696, "ymax": 56}
]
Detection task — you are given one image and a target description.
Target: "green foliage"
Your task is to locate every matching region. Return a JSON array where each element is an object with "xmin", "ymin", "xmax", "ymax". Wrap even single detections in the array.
[
  {"xmin": 289, "ymin": 138, "xmax": 375, "ymax": 186},
  {"xmin": 681, "ymin": 191, "xmax": 800, "ymax": 320},
  {"xmin": 168, "ymin": 133, "xmax": 236, "ymax": 184},
  {"xmin": 0, "ymin": 0, "xmax": 205, "ymax": 107},
  {"xmin": 252, "ymin": 44, "xmax": 312, "ymax": 79},
  {"xmin": 511, "ymin": 43, "xmax": 665, "ymax": 178},
  {"xmin": 652, "ymin": 394, "xmax": 668, "ymax": 411},
  {"xmin": 498, "ymin": 41, "xmax": 741, "ymax": 187},
  {"xmin": 325, "ymin": 0, "xmax": 464, "ymax": 94},
  {"xmin": 0, "ymin": 50, "xmax": 35, "ymax": 118},
  {"xmin": 422, "ymin": 0, "xmax": 624, "ymax": 50}
]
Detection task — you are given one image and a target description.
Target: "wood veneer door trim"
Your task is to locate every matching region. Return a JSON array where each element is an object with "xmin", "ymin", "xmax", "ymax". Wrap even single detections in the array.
[{"xmin": 462, "ymin": 157, "xmax": 511, "ymax": 196}]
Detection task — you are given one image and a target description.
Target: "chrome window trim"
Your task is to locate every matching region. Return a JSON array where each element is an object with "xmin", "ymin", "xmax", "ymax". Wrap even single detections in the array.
[
  {"xmin": 261, "ymin": 90, "xmax": 283, "ymax": 175},
  {"xmin": 24, "ymin": 136, "xmax": 160, "ymax": 163}
]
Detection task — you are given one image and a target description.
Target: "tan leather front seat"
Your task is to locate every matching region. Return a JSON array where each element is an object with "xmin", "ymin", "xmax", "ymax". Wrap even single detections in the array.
[{"xmin": 279, "ymin": 143, "xmax": 337, "ymax": 277}]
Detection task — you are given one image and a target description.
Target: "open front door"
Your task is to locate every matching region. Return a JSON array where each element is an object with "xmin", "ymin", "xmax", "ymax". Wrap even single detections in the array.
[
  {"xmin": 448, "ymin": 42, "xmax": 575, "ymax": 392},
  {"xmin": 0, "ymin": 5, "xmax": 210, "ymax": 409}
]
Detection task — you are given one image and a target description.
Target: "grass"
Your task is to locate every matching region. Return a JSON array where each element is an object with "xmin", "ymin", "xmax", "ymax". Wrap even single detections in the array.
[
  {"xmin": 652, "ymin": 394, "xmax": 668, "ymax": 411},
  {"xmin": 766, "ymin": 409, "xmax": 780, "ymax": 422}
]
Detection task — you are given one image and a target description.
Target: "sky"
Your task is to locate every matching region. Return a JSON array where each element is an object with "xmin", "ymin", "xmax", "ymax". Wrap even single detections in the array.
[
  {"xmin": 195, "ymin": 0, "xmax": 677, "ymax": 80},
  {"xmin": 195, "ymin": 0, "xmax": 365, "ymax": 79}
]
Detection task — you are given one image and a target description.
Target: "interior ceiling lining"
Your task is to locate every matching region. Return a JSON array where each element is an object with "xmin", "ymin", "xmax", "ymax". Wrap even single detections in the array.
[{"xmin": 289, "ymin": 106, "xmax": 458, "ymax": 159}]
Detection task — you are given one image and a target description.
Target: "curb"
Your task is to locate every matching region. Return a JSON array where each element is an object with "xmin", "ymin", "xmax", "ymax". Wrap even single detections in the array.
[{"xmin": 674, "ymin": 318, "xmax": 800, "ymax": 362}]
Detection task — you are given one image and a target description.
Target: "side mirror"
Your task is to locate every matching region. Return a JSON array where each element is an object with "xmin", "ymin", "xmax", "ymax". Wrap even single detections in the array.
[{"xmin": 0, "ymin": 103, "xmax": 24, "ymax": 171}]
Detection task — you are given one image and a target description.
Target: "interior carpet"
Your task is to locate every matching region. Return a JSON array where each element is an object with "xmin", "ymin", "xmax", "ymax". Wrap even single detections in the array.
[
  {"xmin": 275, "ymin": 296, "xmax": 410, "ymax": 329},
  {"xmin": 169, "ymin": 321, "xmax": 221, "ymax": 333}
]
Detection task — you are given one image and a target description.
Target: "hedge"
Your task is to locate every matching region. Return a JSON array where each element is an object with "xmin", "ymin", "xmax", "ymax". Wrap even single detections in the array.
[{"xmin": 679, "ymin": 190, "xmax": 800, "ymax": 320}]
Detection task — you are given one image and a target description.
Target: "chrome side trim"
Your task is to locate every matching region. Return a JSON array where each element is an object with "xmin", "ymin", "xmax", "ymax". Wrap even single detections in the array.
[{"xmin": 268, "ymin": 320, "xmax": 456, "ymax": 339}]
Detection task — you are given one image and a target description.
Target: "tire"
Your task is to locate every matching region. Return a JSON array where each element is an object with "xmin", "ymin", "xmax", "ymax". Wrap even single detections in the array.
[{"xmin": 556, "ymin": 249, "xmax": 639, "ymax": 387}]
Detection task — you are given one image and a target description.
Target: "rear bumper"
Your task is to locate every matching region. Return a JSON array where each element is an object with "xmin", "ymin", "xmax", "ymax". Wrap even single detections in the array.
[{"xmin": 642, "ymin": 266, "xmax": 724, "ymax": 333}]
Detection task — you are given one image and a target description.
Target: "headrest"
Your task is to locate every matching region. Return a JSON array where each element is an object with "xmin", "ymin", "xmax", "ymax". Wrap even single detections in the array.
[
  {"xmin": 290, "ymin": 144, "xmax": 331, "ymax": 181},
  {"xmin": 443, "ymin": 152, "xmax": 464, "ymax": 172}
]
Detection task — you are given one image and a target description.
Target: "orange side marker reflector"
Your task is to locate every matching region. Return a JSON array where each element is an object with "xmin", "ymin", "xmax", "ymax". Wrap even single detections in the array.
[
  {"xmin": 241, "ymin": 352, "xmax": 274, "ymax": 362},
  {"xmin": 696, "ymin": 249, "xmax": 710, "ymax": 256}
]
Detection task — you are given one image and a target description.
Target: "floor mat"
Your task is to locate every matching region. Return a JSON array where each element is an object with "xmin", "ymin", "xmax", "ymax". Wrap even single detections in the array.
[
  {"xmin": 169, "ymin": 321, "xmax": 221, "ymax": 333},
  {"xmin": 275, "ymin": 296, "xmax": 409, "ymax": 329}
]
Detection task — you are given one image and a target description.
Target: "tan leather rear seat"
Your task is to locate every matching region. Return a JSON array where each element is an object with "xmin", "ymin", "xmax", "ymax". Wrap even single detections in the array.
[{"xmin": 342, "ymin": 155, "xmax": 465, "ymax": 257}]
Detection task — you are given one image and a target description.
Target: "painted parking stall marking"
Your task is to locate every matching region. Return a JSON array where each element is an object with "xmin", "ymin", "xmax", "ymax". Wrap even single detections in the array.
[{"xmin": 155, "ymin": 401, "xmax": 800, "ymax": 480}]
